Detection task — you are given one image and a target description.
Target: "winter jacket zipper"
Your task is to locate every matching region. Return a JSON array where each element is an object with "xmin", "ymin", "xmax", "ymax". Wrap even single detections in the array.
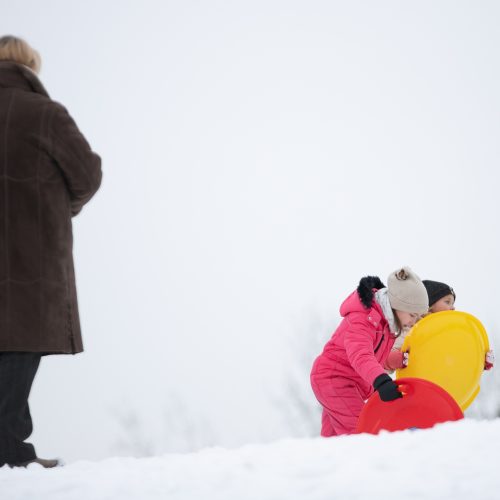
[{"xmin": 374, "ymin": 334, "xmax": 384, "ymax": 354}]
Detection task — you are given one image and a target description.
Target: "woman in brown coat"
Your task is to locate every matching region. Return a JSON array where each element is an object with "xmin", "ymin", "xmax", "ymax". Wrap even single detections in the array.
[{"xmin": 0, "ymin": 36, "xmax": 101, "ymax": 467}]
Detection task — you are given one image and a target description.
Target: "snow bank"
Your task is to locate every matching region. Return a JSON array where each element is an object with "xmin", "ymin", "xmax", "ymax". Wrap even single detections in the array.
[{"xmin": 2, "ymin": 419, "xmax": 499, "ymax": 500}]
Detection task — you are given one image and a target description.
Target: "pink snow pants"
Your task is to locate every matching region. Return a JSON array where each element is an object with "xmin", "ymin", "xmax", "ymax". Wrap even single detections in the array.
[{"xmin": 311, "ymin": 375, "xmax": 366, "ymax": 436}]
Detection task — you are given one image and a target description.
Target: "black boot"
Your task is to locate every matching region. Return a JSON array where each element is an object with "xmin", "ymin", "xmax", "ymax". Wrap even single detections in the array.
[{"xmin": 14, "ymin": 457, "xmax": 61, "ymax": 468}]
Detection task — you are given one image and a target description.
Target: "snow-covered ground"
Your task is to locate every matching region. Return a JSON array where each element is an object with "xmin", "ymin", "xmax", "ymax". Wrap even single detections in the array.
[{"xmin": 2, "ymin": 418, "xmax": 499, "ymax": 500}]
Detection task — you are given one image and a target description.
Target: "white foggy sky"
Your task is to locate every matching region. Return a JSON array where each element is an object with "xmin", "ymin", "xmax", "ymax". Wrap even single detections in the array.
[{"xmin": 2, "ymin": 1, "xmax": 500, "ymax": 461}]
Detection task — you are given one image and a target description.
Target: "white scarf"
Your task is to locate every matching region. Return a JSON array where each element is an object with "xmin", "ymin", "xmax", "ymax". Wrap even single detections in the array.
[{"xmin": 375, "ymin": 288, "xmax": 399, "ymax": 335}]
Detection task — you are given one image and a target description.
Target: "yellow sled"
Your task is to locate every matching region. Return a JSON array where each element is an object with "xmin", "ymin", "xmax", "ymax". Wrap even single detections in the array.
[{"xmin": 396, "ymin": 311, "xmax": 489, "ymax": 411}]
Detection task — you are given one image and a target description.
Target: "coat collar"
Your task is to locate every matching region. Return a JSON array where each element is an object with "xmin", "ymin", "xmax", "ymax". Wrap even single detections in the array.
[{"xmin": 0, "ymin": 61, "xmax": 49, "ymax": 97}]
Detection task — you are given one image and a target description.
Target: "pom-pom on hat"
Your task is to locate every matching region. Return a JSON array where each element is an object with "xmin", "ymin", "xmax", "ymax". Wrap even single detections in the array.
[
  {"xmin": 387, "ymin": 267, "xmax": 429, "ymax": 314},
  {"xmin": 422, "ymin": 280, "xmax": 455, "ymax": 307}
]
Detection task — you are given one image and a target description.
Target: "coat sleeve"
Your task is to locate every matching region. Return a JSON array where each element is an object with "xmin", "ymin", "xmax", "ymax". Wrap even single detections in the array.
[
  {"xmin": 344, "ymin": 316, "xmax": 386, "ymax": 386},
  {"xmin": 49, "ymin": 102, "xmax": 102, "ymax": 216}
]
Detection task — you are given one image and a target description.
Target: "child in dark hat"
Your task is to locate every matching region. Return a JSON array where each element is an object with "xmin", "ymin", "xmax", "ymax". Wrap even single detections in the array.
[{"xmin": 423, "ymin": 280, "xmax": 456, "ymax": 312}]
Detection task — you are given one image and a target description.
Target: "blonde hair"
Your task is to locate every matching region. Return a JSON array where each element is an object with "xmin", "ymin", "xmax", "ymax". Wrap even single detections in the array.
[{"xmin": 0, "ymin": 35, "xmax": 41, "ymax": 74}]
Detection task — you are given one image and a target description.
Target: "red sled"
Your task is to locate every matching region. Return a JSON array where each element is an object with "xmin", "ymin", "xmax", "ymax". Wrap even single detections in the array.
[{"xmin": 356, "ymin": 377, "xmax": 464, "ymax": 435}]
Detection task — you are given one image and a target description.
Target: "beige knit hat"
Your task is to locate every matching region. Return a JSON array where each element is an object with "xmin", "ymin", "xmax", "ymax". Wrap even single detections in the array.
[{"xmin": 387, "ymin": 266, "xmax": 429, "ymax": 314}]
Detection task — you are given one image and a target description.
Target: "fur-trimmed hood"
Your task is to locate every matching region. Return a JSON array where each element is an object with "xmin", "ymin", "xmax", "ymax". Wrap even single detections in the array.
[
  {"xmin": 356, "ymin": 276, "xmax": 385, "ymax": 308},
  {"xmin": 338, "ymin": 276, "xmax": 385, "ymax": 317}
]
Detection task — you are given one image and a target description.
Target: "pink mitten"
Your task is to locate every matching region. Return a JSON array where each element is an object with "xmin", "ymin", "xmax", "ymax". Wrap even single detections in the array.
[
  {"xmin": 386, "ymin": 350, "xmax": 408, "ymax": 370},
  {"xmin": 485, "ymin": 350, "xmax": 495, "ymax": 370}
]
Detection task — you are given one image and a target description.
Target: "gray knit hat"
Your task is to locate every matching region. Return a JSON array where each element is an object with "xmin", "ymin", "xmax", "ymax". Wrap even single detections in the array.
[{"xmin": 387, "ymin": 267, "xmax": 429, "ymax": 314}]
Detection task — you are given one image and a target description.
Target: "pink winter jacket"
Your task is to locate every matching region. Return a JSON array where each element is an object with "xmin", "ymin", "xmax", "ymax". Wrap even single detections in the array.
[{"xmin": 311, "ymin": 289, "xmax": 397, "ymax": 399}]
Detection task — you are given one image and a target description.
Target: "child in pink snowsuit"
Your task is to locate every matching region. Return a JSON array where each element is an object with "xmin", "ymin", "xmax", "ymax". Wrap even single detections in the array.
[{"xmin": 310, "ymin": 267, "xmax": 429, "ymax": 436}]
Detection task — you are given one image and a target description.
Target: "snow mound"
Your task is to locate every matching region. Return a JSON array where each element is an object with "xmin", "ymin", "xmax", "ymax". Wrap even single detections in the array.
[{"xmin": 2, "ymin": 419, "xmax": 499, "ymax": 500}]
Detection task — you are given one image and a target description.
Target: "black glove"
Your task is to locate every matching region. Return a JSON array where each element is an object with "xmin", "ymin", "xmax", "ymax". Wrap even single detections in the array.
[{"xmin": 373, "ymin": 374, "xmax": 402, "ymax": 402}]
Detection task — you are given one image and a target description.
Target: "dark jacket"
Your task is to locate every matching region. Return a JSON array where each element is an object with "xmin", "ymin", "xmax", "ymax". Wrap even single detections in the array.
[{"xmin": 0, "ymin": 61, "xmax": 102, "ymax": 354}]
